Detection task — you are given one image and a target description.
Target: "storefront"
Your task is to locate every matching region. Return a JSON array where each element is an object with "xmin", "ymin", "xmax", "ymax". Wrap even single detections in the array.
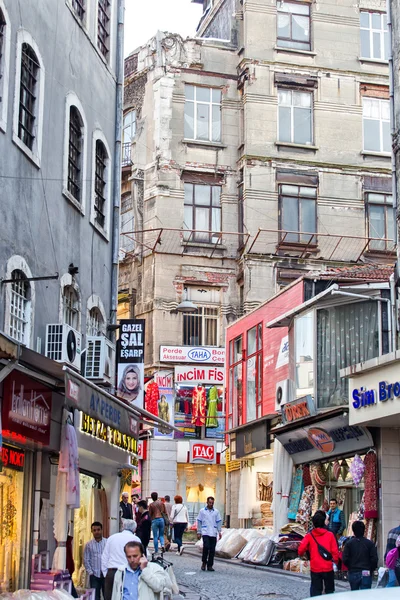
[{"xmin": 176, "ymin": 439, "xmax": 226, "ymax": 524}]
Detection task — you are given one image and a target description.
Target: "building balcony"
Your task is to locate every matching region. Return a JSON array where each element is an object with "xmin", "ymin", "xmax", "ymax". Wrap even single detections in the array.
[{"xmin": 121, "ymin": 142, "xmax": 132, "ymax": 168}]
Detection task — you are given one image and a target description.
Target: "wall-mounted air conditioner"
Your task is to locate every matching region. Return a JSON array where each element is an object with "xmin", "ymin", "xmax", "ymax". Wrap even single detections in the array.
[
  {"xmin": 275, "ymin": 379, "xmax": 295, "ymax": 412},
  {"xmin": 85, "ymin": 336, "xmax": 115, "ymax": 385},
  {"xmin": 45, "ymin": 324, "xmax": 82, "ymax": 371}
]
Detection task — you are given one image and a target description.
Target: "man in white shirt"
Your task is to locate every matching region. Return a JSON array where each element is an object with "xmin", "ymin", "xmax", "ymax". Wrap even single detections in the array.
[
  {"xmin": 102, "ymin": 520, "xmax": 141, "ymax": 600},
  {"xmin": 84, "ymin": 522, "xmax": 107, "ymax": 600},
  {"xmin": 196, "ymin": 497, "xmax": 222, "ymax": 572}
]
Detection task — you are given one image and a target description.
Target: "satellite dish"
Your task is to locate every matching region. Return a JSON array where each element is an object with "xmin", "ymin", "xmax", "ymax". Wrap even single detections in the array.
[{"xmin": 67, "ymin": 329, "xmax": 77, "ymax": 363}]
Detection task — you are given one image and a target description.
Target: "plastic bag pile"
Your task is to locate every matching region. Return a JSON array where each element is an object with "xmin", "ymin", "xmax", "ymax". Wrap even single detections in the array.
[{"xmin": 0, "ymin": 589, "xmax": 73, "ymax": 600}]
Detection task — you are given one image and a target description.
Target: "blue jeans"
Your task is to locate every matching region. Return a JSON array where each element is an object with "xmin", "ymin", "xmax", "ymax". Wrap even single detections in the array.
[
  {"xmin": 152, "ymin": 517, "xmax": 165, "ymax": 552},
  {"xmin": 89, "ymin": 574, "xmax": 105, "ymax": 600},
  {"xmin": 387, "ymin": 569, "xmax": 397, "ymax": 587},
  {"xmin": 348, "ymin": 571, "xmax": 372, "ymax": 591}
]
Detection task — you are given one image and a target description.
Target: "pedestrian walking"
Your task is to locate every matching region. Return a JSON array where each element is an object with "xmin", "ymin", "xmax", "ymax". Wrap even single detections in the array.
[
  {"xmin": 164, "ymin": 496, "xmax": 172, "ymax": 551},
  {"xmin": 148, "ymin": 492, "xmax": 167, "ymax": 553},
  {"xmin": 111, "ymin": 541, "xmax": 171, "ymax": 600},
  {"xmin": 101, "ymin": 520, "xmax": 141, "ymax": 600},
  {"xmin": 326, "ymin": 498, "xmax": 346, "ymax": 539},
  {"xmin": 131, "ymin": 493, "xmax": 140, "ymax": 519},
  {"xmin": 298, "ymin": 510, "xmax": 339, "ymax": 597},
  {"xmin": 385, "ymin": 524, "xmax": 400, "ymax": 586},
  {"xmin": 83, "ymin": 522, "xmax": 107, "ymax": 600},
  {"xmin": 170, "ymin": 495, "xmax": 189, "ymax": 556},
  {"xmin": 136, "ymin": 500, "xmax": 152, "ymax": 553},
  {"xmin": 196, "ymin": 496, "xmax": 222, "ymax": 572},
  {"xmin": 342, "ymin": 520, "xmax": 378, "ymax": 590},
  {"xmin": 120, "ymin": 492, "xmax": 133, "ymax": 520}
]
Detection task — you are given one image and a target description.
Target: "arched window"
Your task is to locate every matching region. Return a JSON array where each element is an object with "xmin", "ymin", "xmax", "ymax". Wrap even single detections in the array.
[
  {"xmin": 68, "ymin": 106, "xmax": 84, "ymax": 202},
  {"xmin": 9, "ymin": 270, "xmax": 31, "ymax": 344},
  {"xmin": 19, "ymin": 43, "xmax": 39, "ymax": 150},
  {"xmin": 87, "ymin": 306, "xmax": 104, "ymax": 336},
  {"xmin": 63, "ymin": 285, "xmax": 79, "ymax": 329},
  {"xmin": 95, "ymin": 139, "xmax": 108, "ymax": 228}
]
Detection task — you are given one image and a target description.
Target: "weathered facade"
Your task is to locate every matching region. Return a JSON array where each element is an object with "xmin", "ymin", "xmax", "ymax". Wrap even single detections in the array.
[{"xmin": 121, "ymin": 0, "xmax": 393, "ymax": 500}]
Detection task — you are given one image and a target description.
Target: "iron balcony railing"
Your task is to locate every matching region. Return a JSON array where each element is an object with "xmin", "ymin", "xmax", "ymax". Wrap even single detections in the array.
[{"xmin": 121, "ymin": 142, "xmax": 132, "ymax": 167}]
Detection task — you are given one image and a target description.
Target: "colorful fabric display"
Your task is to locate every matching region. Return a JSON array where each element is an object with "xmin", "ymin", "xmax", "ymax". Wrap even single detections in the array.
[
  {"xmin": 206, "ymin": 386, "xmax": 218, "ymax": 427},
  {"xmin": 288, "ymin": 467, "xmax": 304, "ymax": 520},
  {"xmin": 363, "ymin": 451, "xmax": 378, "ymax": 518},
  {"xmin": 191, "ymin": 385, "xmax": 207, "ymax": 426},
  {"xmin": 296, "ymin": 485, "xmax": 315, "ymax": 528},
  {"xmin": 340, "ymin": 459, "xmax": 349, "ymax": 481},
  {"xmin": 350, "ymin": 454, "xmax": 365, "ymax": 487},
  {"xmin": 332, "ymin": 459, "xmax": 341, "ymax": 481},
  {"xmin": 145, "ymin": 381, "xmax": 159, "ymax": 415},
  {"xmin": 302, "ymin": 464, "xmax": 312, "ymax": 487}
]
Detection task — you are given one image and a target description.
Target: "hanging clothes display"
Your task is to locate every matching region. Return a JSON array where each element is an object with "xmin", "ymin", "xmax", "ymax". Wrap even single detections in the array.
[
  {"xmin": 157, "ymin": 397, "xmax": 171, "ymax": 433},
  {"xmin": 287, "ymin": 467, "xmax": 304, "ymax": 520},
  {"xmin": 145, "ymin": 382, "xmax": 160, "ymax": 415},
  {"xmin": 191, "ymin": 385, "xmax": 207, "ymax": 426},
  {"xmin": 59, "ymin": 423, "xmax": 80, "ymax": 509},
  {"xmin": 363, "ymin": 451, "xmax": 378, "ymax": 519},
  {"xmin": 206, "ymin": 386, "xmax": 218, "ymax": 427}
]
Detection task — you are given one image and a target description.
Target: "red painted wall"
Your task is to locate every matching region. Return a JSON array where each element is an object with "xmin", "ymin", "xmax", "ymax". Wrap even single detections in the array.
[{"xmin": 226, "ymin": 280, "xmax": 304, "ymax": 424}]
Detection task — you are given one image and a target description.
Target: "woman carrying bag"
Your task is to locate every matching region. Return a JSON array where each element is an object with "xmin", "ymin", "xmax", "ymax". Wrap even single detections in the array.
[{"xmin": 170, "ymin": 495, "xmax": 189, "ymax": 555}]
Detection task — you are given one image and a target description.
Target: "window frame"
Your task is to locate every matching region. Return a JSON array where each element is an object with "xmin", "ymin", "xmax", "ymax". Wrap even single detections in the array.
[
  {"xmin": 183, "ymin": 182, "xmax": 222, "ymax": 243},
  {"xmin": 63, "ymin": 93, "xmax": 88, "ymax": 213},
  {"xmin": 97, "ymin": 0, "xmax": 111, "ymax": 60},
  {"xmin": 182, "ymin": 305, "xmax": 220, "ymax": 347},
  {"xmin": 86, "ymin": 294, "xmax": 106, "ymax": 336},
  {"xmin": 359, "ymin": 10, "xmax": 388, "ymax": 61},
  {"xmin": 63, "ymin": 285, "xmax": 80, "ymax": 329},
  {"xmin": 71, "ymin": 0, "xmax": 86, "ymax": 21},
  {"xmin": 228, "ymin": 335, "xmax": 243, "ymax": 430},
  {"xmin": 90, "ymin": 130, "xmax": 112, "ymax": 238},
  {"xmin": 245, "ymin": 323, "xmax": 263, "ymax": 423},
  {"xmin": 277, "ymin": 0, "xmax": 311, "ymax": 52},
  {"xmin": 184, "ymin": 84, "xmax": 222, "ymax": 143},
  {"xmin": 362, "ymin": 97, "xmax": 391, "ymax": 154},
  {"xmin": 278, "ymin": 183, "xmax": 317, "ymax": 244},
  {"xmin": 13, "ymin": 29, "xmax": 45, "ymax": 167},
  {"xmin": 0, "ymin": 1, "xmax": 11, "ymax": 133},
  {"xmin": 366, "ymin": 192, "xmax": 394, "ymax": 251},
  {"xmin": 9, "ymin": 270, "xmax": 31, "ymax": 345},
  {"xmin": 278, "ymin": 88, "xmax": 313, "ymax": 145},
  {"xmin": 4, "ymin": 256, "xmax": 35, "ymax": 349}
]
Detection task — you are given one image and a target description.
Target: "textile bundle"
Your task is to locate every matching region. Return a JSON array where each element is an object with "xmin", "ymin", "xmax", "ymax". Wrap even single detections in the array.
[
  {"xmin": 363, "ymin": 452, "xmax": 378, "ymax": 519},
  {"xmin": 295, "ymin": 485, "xmax": 315, "ymax": 528},
  {"xmin": 287, "ymin": 467, "xmax": 303, "ymax": 520}
]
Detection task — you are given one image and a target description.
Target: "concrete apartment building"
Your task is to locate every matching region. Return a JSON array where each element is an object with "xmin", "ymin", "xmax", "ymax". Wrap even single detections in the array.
[{"xmin": 120, "ymin": 0, "xmax": 394, "ymax": 504}]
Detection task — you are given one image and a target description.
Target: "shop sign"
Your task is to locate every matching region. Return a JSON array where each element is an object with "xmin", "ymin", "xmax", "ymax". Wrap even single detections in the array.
[
  {"xmin": 307, "ymin": 428, "xmax": 335, "ymax": 453},
  {"xmin": 281, "ymin": 395, "xmax": 316, "ymax": 425},
  {"xmin": 116, "ymin": 319, "xmax": 146, "ymax": 409},
  {"xmin": 2, "ymin": 372, "xmax": 52, "ymax": 445},
  {"xmin": 80, "ymin": 412, "xmax": 138, "ymax": 454},
  {"xmin": 65, "ymin": 370, "xmax": 138, "ymax": 439},
  {"xmin": 1, "ymin": 444, "xmax": 24, "ymax": 471},
  {"xmin": 235, "ymin": 422, "xmax": 269, "ymax": 458},
  {"xmin": 160, "ymin": 345, "xmax": 225, "ymax": 364},
  {"xmin": 175, "ymin": 366, "xmax": 224, "ymax": 385},
  {"xmin": 276, "ymin": 336, "xmax": 289, "ymax": 369},
  {"xmin": 189, "ymin": 440, "xmax": 216, "ymax": 464}
]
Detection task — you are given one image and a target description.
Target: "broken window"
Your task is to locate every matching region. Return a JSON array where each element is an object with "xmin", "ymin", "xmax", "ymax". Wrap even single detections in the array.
[
  {"xmin": 277, "ymin": 1, "xmax": 311, "ymax": 51},
  {"xmin": 278, "ymin": 88, "xmax": 313, "ymax": 145},
  {"xmin": 184, "ymin": 85, "xmax": 222, "ymax": 143}
]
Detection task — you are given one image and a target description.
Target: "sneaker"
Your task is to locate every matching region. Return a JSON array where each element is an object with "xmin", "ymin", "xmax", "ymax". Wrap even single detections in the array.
[
  {"xmin": 179, "ymin": 546, "xmax": 184, "ymax": 555},
  {"xmin": 176, "ymin": 551, "xmax": 180, "ymax": 555}
]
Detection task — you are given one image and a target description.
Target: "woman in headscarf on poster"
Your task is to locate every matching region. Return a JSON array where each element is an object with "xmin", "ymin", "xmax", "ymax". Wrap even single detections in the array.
[{"xmin": 117, "ymin": 364, "xmax": 142, "ymax": 405}]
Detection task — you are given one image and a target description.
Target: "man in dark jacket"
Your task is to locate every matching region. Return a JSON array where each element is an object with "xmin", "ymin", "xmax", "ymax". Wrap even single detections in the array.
[
  {"xmin": 119, "ymin": 492, "xmax": 133, "ymax": 520},
  {"xmin": 298, "ymin": 510, "xmax": 339, "ymax": 597},
  {"xmin": 136, "ymin": 500, "xmax": 152, "ymax": 553},
  {"xmin": 342, "ymin": 521, "xmax": 378, "ymax": 590}
]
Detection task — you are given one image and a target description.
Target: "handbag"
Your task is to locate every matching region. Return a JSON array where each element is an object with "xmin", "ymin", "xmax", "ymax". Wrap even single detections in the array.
[{"xmin": 310, "ymin": 530, "xmax": 333, "ymax": 561}]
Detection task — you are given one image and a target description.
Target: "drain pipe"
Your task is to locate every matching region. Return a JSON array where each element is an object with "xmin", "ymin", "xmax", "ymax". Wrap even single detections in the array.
[{"xmin": 110, "ymin": 0, "xmax": 125, "ymax": 342}]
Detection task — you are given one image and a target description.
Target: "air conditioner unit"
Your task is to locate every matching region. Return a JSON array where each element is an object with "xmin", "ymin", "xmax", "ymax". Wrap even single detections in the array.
[
  {"xmin": 275, "ymin": 379, "xmax": 295, "ymax": 412},
  {"xmin": 45, "ymin": 324, "xmax": 82, "ymax": 371},
  {"xmin": 85, "ymin": 336, "xmax": 116, "ymax": 385}
]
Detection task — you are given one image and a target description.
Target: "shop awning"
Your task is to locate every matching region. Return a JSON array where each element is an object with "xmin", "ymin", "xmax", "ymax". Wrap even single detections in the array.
[
  {"xmin": 0, "ymin": 332, "xmax": 19, "ymax": 360},
  {"xmin": 266, "ymin": 285, "xmax": 339, "ymax": 328},
  {"xmin": 64, "ymin": 368, "xmax": 180, "ymax": 436},
  {"xmin": 224, "ymin": 413, "xmax": 278, "ymax": 435},
  {"xmin": 272, "ymin": 411, "xmax": 373, "ymax": 465}
]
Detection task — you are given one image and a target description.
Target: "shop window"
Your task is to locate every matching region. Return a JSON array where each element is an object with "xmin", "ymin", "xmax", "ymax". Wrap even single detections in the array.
[
  {"xmin": 183, "ymin": 306, "xmax": 219, "ymax": 346},
  {"xmin": 177, "ymin": 463, "xmax": 225, "ymax": 523},
  {"xmin": 279, "ymin": 184, "xmax": 317, "ymax": 242},
  {"xmin": 184, "ymin": 85, "xmax": 221, "ymax": 143},
  {"xmin": 316, "ymin": 301, "xmax": 380, "ymax": 408},
  {"xmin": 174, "ymin": 382, "xmax": 224, "ymax": 439},
  {"xmin": 246, "ymin": 323, "xmax": 263, "ymax": 422},
  {"xmin": 9, "ymin": 269, "xmax": 31, "ymax": 344},
  {"xmin": 277, "ymin": 1, "xmax": 311, "ymax": 51},
  {"xmin": 183, "ymin": 183, "xmax": 221, "ymax": 243},
  {"xmin": 295, "ymin": 311, "xmax": 314, "ymax": 398},
  {"xmin": 228, "ymin": 335, "xmax": 243, "ymax": 429},
  {"xmin": 360, "ymin": 11, "xmax": 389, "ymax": 61},
  {"xmin": 278, "ymin": 89, "xmax": 313, "ymax": 145},
  {"xmin": 366, "ymin": 192, "xmax": 395, "ymax": 250}
]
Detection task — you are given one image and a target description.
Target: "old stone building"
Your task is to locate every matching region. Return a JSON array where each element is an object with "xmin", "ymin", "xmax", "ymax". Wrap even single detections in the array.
[{"xmin": 120, "ymin": 0, "xmax": 393, "ymax": 502}]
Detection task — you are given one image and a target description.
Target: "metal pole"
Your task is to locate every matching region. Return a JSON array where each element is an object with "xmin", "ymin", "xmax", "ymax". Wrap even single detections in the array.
[
  {"xmin": 387, "ymin": 0, "xmax": 398, "ymax": 247},
  {"xmin": 110, "ymin": 0, "xmax": 125, "ymax": 342}
]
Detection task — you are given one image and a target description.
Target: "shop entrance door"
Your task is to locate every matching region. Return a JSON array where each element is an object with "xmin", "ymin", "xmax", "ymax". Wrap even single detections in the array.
[{"xmin": 0, "ymin": 461, "xmax": 24, "ymax": 591}]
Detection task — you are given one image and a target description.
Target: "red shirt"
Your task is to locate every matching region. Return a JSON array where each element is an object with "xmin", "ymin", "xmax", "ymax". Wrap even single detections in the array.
[{"xmin": 298, "ymin": 527, "xmax": 339, "ymax": 573}]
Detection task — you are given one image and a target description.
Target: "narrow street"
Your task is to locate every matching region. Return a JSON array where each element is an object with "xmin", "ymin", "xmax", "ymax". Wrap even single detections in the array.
[{"xmin": 166, "ymin": 551, "xmax": 317, "ymax": 600}]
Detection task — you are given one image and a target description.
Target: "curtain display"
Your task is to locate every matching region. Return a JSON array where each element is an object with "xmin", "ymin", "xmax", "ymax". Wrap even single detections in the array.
[
  {"xmin": 0, "ymin": 468, "xmax": 23, "ymax": 592},
  {"xmin": 317, "ymin": 302, "xmax": 379, "ymax": 408},
  {"xmin": 238, "ymin": 466, "xmax": 253, "ymax": 520},
  {"xmin": 288, "ymin": 467, "xmax": 304, "ymax": 520},
  {"xmin": 363, "ymin": 452, "xmax": 378, "ymax": 519},
  {"xmin": 271, "ymin": 440, "xmax": 282, "ymax": 533}
]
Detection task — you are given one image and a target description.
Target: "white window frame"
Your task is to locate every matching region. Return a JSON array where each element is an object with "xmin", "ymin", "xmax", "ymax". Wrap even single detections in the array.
[
  {"xmin": 87, "ymin": 294, "xmax": 107, "ymax": 336},
  {"xmin": 184, "ymin": 85, "xmax": 222, "ymax": 143},
  {"xmin": 278, "ymin": 88, "xmax": 313, "ymax": 145},
  {"xmin": 123, "ymin": 110, "xmax": 136, "ymax": 144},
  {"xmin": 276, "ymin": 1, "xmax": 311, "ymax": 51},
  {"xmin": 12, "ymin": 29, "xmax": 45, "ymax": 168},
  {"xmin": 3, "ymin": 255, "xmax": 35, "ymax": 348},
  {"xmin": 0, "ymin": 0, "xmax": 11, "ymax": 133},
  {"xmin": 360, "ymin": 10, "xmax": 388, "ymax": 61},
  {"xmin": 62, "ymin": 92, "xmax": 88, "ymax": 214},
  {"xmin": 90, "ymin": 129, "xmax": 112, "ymax": 239},
  {"xmin": 366, "ymin": 192, "xmax": 394, "ymax": 251},
  {"xmin": 59, "ymin": 273, "xmax": 81, "ymax": 331},
  {"xmin": 182, "ymin": 305, "xmax": 220, "ymax": 346},
  {"xmin": 362, "ymin": 97, "xmax": 390, "ymax": 154}
]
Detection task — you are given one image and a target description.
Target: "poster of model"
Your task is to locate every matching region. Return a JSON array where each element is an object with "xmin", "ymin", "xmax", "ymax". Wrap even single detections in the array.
[
  {"xmin": 116, "ymin": 319, "xmax": 145, "ymax": 409},
  {"xmin": 153, "ymin": 371, "xmax": 174, "ymax": 439}
]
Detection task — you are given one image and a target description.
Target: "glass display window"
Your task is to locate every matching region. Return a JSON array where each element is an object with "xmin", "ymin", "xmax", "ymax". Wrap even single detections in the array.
[
  {"xmin": 174, "ymin": 383, "xmax": 224, "ymax": 439},
  {"xmin": 0, "ymin": 462, "xmax": 24, "ymax": 591}
]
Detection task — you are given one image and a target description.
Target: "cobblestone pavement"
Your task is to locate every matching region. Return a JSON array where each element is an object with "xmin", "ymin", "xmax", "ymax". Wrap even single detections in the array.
[{"xmin": 166, "ymin": 550, "xmax": 320, "ymax": 600}]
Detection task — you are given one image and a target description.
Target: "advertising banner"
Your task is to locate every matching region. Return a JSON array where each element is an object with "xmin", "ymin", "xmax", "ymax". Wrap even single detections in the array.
[
  {"xmin": 189, "ymin": 440, "xmax": 217, "ymax": 464},
  {"xmin": 117, "ymin": 319, "xmax": 145, "ymax": 409},
  {"xmin": 160, "ymin": 345, "xmax": 225, "ymax": 364},
  {"xmin": 2, "ymin": 372, "xmax": 52, "ymax": 445},
  {"xmin": 174, "ymin": 365, "xmax": 224, "ymax": 385},
  {"xmin": 153, "ymin": 371, "xmax": 174, "ymax": 439}
]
